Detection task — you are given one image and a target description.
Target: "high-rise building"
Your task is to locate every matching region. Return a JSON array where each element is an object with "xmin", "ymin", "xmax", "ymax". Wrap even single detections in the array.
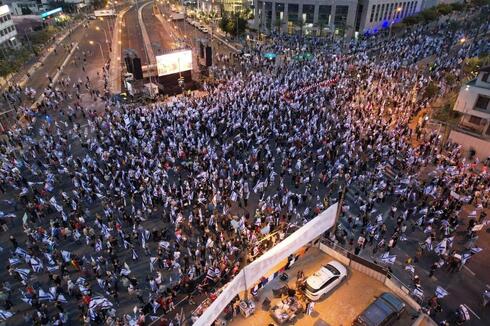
[
  {"xmin": 253, "ymin": 0, "xmax": 426, "ymax": 37},
  {"xmin": 0, "ymin": 4, "xmax": 19, "ymax": 48}
]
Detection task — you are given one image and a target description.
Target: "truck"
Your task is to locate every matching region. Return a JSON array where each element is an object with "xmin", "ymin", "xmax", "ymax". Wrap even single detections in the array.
[{"xmin": 94, "ymin": 9, "xmax": 116, "ymax": 17}]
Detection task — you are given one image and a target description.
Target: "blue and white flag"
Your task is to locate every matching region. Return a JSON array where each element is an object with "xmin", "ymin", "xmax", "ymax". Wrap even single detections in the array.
[
  {"xmin": 47, "ymin": 265, "xmax": 59, "ymax": 272},
  {"xmin": 95, "ymin": 240, "xmax": 103, "ymax": 252},
  {"xmin": 49, "ymin": 197, "xmax": 63, "ymax": 212},
  {"xmin": 435, "ymin": 286, "xmax": 448, "ymax": 298},
  {"xmin": 44, "ymin": 253, "xmax": 56, "ymax": 266},
  {"xmin": 434, "ymin": 239, "xmax": 447, "ymax": 255},
  {"xmin": 38, "ymin": 288, "xmax": 55, "ymax": 301},
  {"xmin": 15, "ymin": 268, "xmax": 30, "ymax": 282},
  {"xmin": 0, "ymin": 310, "xmax": 14, "ymax": 320},
  {"xmin": 150, "ymin": 257, "xmax": 158, "ymax": 272},
  {"xmin": 470, "ymin": 247, "xmax": 483, "ymax": 254},
  {"xmin": 380, "ymin": 253, "xmax": 397, "ymax": 265},
  {"xmin": 88, "ymin": 296, "xmax": 113, "ymax": 320},
  {"xmin": 97, "ymin": 278, "xmax": 106, "ymax": 290},
  {"xmin": 61, "ymin": 250, "xmax": 71, "ymax": 262},
  {"xmin": 132, "ymin": 249, "xmax": 138, "ymax": 260},
  {"xmin": 30, "ymin": 257, "xmax": 44, "ymax": 273},
  {"xmin": 462, "ymin": 253, "xmax": 473, "ymax": 264},
  {"xmin": 14, "ymin": 247, "xmax": 30, "ymax": 261},
  {"xmin": 101, "ymin": 224, "xmax": 111, "ymax": 239},
  {"xmin": 20, "ymin": 291, "xmax": 32, "ymax": 305},
  {"xmin": 413, "ymin": 287, "xmax": 424, "ymax": 300},
  {"xmin": 57, "ymin": 294, "xmax": 68, "ymax": 303},
  {"xmin": 8, "ymin": 257, "xmax": 21, "ymax": 265},
  {"xmin": 120, "ymin": 262, "xmax": 131, "ymax": 276},
  {"xmin": 405, "ymin": 264, "xmax": 415, "ymax": 274}
]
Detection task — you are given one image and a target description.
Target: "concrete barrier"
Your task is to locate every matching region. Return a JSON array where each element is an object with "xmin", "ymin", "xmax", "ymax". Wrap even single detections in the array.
[
  {"xmin": 448, "ymin": 129, "xmax": 490, "ymax": 159},
  {"xmin": 411, "ymin": 313, "xmax": 438, "ymax": 326},
  {"xmin": 318, "ymin": 242, "xmax": 350, "ymax": 265},
  {"xmin": 384, "ymin": 277, "xmax": 421, "ymax": 311}
]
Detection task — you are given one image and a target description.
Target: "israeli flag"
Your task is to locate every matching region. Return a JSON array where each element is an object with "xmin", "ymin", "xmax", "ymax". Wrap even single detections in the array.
[
  {"xmin": 462, "ymin": 253, "xmax": 473, "ymax": 264},
  {"xmin": 435, "ymin": 286, "xmax": 449, "ymax": 298},
  {"xmin": 151, "ymin": 300, "xmax": 160, "ymax": 314},
  {"xmin": 413, "ymin": 287, "xmax": 424, "ymax": 300},
  {"xmin": 8, "ymin": 258, "xmax": 21, "ymax": 265},
  {"xmin": 44, "ymin": 253, "xmax": 56, "ymax": 266},
  {"xmin": 38, "ymin": 288, "xmax": 55, "ymax": 301},
  {"xmin": 97, "ymin": 278, "xmax": 106, "ymax": 290},
  {"xmin": 101, "ymin": 224, "xmax": 111, "ymax": 238},
  {"xmin": 470, "ymin": 247, "xmax": 483, "ymax": 254},
  {"xmin": 57, "ymin": 294, "xmax": 68, "ymax": 303},
  {"xmin": 434, "ymin": 239, "xmax": 447, "ymax": 255},
  {"xmin": 30, "ymin": 257, "xmax": 44, "ymax": 272},
  {"xmin": 14, "ymin": 247, "xmax": 30, "ymax": 260},
  {"xmin": 150, "ymin": 257, "xmax": 158, "ymax": 272},
  {"xmin": 61, "ymin": 250, "xmax": 71, "ymax": 262},
  {"xmin": 95, "ymin": 240, "xmax": 103, "ymax": 252},
  {"xmin": 15, "ymin": 268, "xmax": 30, "ymax": 282},
  {"xmin": 0, "ymin": 310, "xmax": 14, "ymax": 320},
  {"xmin": 120, "ymin": 262, "xmax": 131, "ymax": 276},
  {"xmin": 380, "ymin": 253, "xmax": 397, "ymax": 265},
  {"xmin": 132, "ymin": 249, "xmax": 138, "ymax": 260},
  {"xmin": 49, "ymin": 197, "xmax": 63, "ymax": 212},
  {"xmin": 405, "ymin": 265, "xmax": 415, "ymax": 274},
  {"xmin": 20, "ymin": 291, "xmax": 32, "ymax": 305},
  {"xmin": 47, "ymin": 265, "xmax": 59, "ymax": 272}
]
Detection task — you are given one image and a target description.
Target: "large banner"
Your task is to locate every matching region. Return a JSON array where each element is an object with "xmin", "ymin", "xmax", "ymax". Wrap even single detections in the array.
[
  {"xmin": 156, "ymin": 50, "xmax": 192, "ymax": 76},
  {"xmin": 194, "ymin": 203, "xmax": 338, "ymax": 326}
]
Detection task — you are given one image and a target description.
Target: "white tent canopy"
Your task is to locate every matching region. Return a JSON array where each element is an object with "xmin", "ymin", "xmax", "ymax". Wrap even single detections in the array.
[{"xmin": 194, "ymin": 203, "xmax": 338, "ymax": 326}]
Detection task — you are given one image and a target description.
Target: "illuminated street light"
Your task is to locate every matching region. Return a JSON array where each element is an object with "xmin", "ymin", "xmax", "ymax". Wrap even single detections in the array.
[{"xmin": 89, "ymin": 40, "xmax": 105, "ymax": 62}]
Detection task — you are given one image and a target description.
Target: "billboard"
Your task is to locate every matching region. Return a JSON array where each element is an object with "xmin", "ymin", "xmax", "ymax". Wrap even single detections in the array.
[{"xmin": 156, "ymin": 50, "xmax": 192, "ymax": 77}]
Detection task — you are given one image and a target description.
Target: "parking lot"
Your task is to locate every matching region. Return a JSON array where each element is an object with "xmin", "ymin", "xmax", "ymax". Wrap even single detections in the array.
[{"xmin": 230, "ymin": 247, "xmax": 416, "ymax": 326}]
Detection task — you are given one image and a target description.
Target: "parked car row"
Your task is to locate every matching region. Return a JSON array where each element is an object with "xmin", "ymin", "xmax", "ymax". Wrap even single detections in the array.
[{"xmin": 301, "ymin": 260, "xmax": 406, "ymax": 326}]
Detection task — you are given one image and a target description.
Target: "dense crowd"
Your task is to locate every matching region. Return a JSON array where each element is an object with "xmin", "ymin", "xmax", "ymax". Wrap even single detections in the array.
[{"xmin": 0, "ymin": 5, "xmax": 489, "ymax": 326}]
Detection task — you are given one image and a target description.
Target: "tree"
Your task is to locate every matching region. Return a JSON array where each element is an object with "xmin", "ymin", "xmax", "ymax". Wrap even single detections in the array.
[
  {"xmin": 219, "ymin": 13, "xmax": 230, "ymax": 34},
  {"xmin": 424, "ymin": 81, "xmax": 440, "ymax": 99},
  {"xmin": 420, "ymin": 8, "xmax": 440, "ymax": 22},
  {"xmin": 436, "ymin": 4, "xmax": 452, "ymax": 15},
  {"xmin": 221, "ymin": 12, "xmax": 247, "ymax": 37},
  {"xmin": 403, "ymin": 15, "xmax": 420, "ymax": 26}
]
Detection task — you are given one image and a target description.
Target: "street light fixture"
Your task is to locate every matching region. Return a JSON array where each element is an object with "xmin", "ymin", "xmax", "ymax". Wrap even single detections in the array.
[
  {"xmin": 389, "ymin": 7, "xmax": 403, "ymax": 38},
  {"xmin": 89, "ymin": 40, "xmax": 105, "ymax": 62},
  {"xmin": 95, "ymin": 26, "xmax": 109, "ymax": 47}
]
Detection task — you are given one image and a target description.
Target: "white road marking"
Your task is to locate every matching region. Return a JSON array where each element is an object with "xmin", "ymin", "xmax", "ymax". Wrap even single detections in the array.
[{"xmin": 463, "ymin": 303, "xmax": 480, "ymax": 320}]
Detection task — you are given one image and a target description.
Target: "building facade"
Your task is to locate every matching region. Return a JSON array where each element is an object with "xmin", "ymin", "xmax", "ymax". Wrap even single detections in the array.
[
  {"xmin": 453, "ymin": 67, "xmax": 490, "ymax": 138},
  {"xmin": 198, "ymin": 0, "xmax": 253, "ymax": 14},
  {"xmin": 253, "ymin": 0, "xmax": 424, "ymax": 37},
  {"xmin": 0, "ymin": 4, "xmax": 18, "ymax": 48}
]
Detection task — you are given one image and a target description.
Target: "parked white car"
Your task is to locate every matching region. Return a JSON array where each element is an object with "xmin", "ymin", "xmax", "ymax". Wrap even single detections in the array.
[{"xmin": 303, "ymin": 260, "xmax": 347, "ymax": 301}]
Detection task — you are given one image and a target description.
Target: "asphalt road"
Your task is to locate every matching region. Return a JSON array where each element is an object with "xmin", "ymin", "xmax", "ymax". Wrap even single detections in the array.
[
  {"xmin": 337, "ymin": 166, "xmax": 490, "ymax": 325},
  {"xmin": 121, "ymin": 4, "xmax": 148, "ymax": 65}
]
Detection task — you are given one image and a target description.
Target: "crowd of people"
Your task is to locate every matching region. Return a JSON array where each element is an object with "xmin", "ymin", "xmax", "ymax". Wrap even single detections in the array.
[{"xmin": 0, "ymin": 4, "xmax": 489, "ymax": 326}]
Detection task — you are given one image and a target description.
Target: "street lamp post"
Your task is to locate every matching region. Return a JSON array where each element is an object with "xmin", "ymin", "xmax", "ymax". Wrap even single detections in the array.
[
  {"xmin": 95, "ymin": 26, "xmax": 110, "ymax": 52},
  {"xmin": 89, "ymin": 40, "xmax": 105, "ymax": 62},
  {"xmin": 389, "ymin": 7, "xmax": 402, "ymax": 38}
]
